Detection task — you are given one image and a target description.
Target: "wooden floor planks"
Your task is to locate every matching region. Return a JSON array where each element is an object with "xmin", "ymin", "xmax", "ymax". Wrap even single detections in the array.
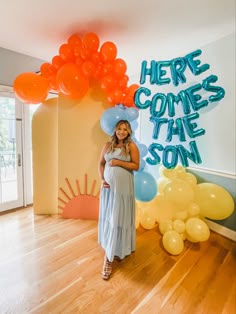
[{"xmin": 0, "ymin": 207, "xmax": 235, "ymax": 314}]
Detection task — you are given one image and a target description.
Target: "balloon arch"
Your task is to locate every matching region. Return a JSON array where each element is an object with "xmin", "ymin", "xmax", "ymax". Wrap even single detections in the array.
[{"xmin": 13, "ymin": 32, "xmax": 235, "ymax": 256}]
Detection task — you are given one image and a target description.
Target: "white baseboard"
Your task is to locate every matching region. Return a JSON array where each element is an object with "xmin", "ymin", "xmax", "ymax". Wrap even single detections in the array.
[{"xmin": 206, "ymin": 219, "xmax": 236, "ymax": 242}]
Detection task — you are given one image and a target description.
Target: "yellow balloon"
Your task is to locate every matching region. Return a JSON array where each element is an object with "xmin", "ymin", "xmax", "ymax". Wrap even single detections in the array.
[
  {"xmin": 147, "ymin": 194, "xmax": 177, "ymax": 222},
  {"xmin": 185, "ymin": 202, "xmax": 200, "ymax": 218},
  {"xmin": 164, "ymin": 179, "xmax": 194, "ymax": 208},
  {"xmin": 194, "ymin": 183, "xmax": 235, "ymax": 220},
  {"xmin": 159, "ymin": 219, "xmax": 173, "ymax": 235},
  {"xmin": 173, "ymin": 210, "xmax": 188, "ymax": 221},
  {"xmin": 175, "ymin": 165, "xmax": 186, "ymax": 174},
  {"xmin": 159, "ymin": 165, "xmax": 178, "ymax": 179},
  {"xmin": 136, "ymin": 201, "xmax": 150, "ymax": 214},
  {"xmin": 157, "ymin": 177, "xmax": 171, "ymax": 194},
  {"xmin": 178, "ymin": 172, "xmax": 197, "ymax": 188},
  {"xmin": 186, "ymin": 217, "xmax": 210, "ymax": 242},
  {"xmin": 140, "ymin": 212, "xmax": 156, "ymax": 230},
  {"xmin": 162, "ymin": 230, "xmax": 184, "ymax": 255},
  {"xmin": 186, "ymin": 233, "xmax": 199, "ymax": 243},
  {"xmin": 135, "ymin": 215, "xmax": 140, "ymax": 229},
  {"xmin": 180, "ymin": 231, "xmax": 187, "ymax": 241},
  {"xmin": 173, "ymin": 219, "xmax": 186, "ymax": 233}
]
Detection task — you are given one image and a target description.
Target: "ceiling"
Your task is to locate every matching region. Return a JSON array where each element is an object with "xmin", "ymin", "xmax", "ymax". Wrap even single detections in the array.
[{"xmin": 0, "ymin": 0, "xmax": 235, "ymax": 76}]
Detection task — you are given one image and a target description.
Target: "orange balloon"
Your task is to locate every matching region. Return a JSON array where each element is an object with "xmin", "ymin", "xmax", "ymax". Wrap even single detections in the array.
[
  {"xmin": 82, "ymin": 32, "xmax": 100, "ymax": 52},
  {"xmin": 13, "ymin": 72, "xmax": 49, "ymax": 104},
  {"xmin": 81, "ymin": 60, "xmax": 95, "ymax": 77},
  {"xmin": 56, "ymin": 63, "xmax": 89, "ymax": 99},
  {"xmin": 126, "ymin": 84, "xmax": 140, "ymax": 96},
  {"xmin": 101, "ymin": 62, "xmax": 113, "ymax": 76},
  {"xmin": 118, "ymin": 75, "xmax": 129, "ymax": 91},
  {"xmin": 107, "ymin": 88, "xmax": 123, "ymax": 105},
  {"xmin": 67, "ymin": 34, "xmax": 82, "ymax": 47},
  {"xmin": 48, "ymin": 74, "xmax": 58, "ymax": 91},
  {"xmin": 79, "ymin": 47, "xmax": 91, "ymax": 60},
  {"xmin": 93, "ymin": 63, "xmax": 103, "ymax": 80},
  {"xmin": 100, "ymin": 75, "xmax": 116, "ymax": 91},
  {"xmin": 73, "ymin": 44, "xmax": 82, "ymax": 57},
  {"xmin": 100, "ymin": 41, "xmax": 117, "ymax": 63},
  {"xmin": 52, "ymin": 55, "xmax": 65, "ymax": 70},
  {"xmin": 91, "ymin": 51, "xmax": 101, "ymax": 64},
  {"xmin": 59, "ymin": 44, "xmax": 74, "ymax": 62},
  {"xmin": 113, "ymin": 58, "xmax": 127, "ymax": 78},
  {"xmin": 40, "ymin": 62, "xmax": 56, "ymax": 78}
]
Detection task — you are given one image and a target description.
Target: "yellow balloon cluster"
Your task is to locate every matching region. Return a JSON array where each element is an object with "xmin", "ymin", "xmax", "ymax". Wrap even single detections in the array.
[{"xmin": 135, "ymin": 165, "xmax": 235, "ymax": 256}]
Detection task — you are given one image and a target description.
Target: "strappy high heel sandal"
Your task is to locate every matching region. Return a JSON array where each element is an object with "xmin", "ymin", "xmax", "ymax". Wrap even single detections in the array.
[
  {"xmin": 114, "ymin": 255, "xmax": 122, "ymax": 262},
  {"xmin": 102, "ymin": 256, "xmax": 112, "ymax": 280}
]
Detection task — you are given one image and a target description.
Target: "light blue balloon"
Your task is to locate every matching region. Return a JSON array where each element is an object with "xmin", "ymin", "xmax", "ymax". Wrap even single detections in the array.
[
  {"xmin": 100, "ymin": 107, "xmax": 128, "ymax": 135},
  {"xmin": 132, "ymin": 135, "xmax": 138, "ymax": 143},
  {"xmin": 134, "ymin": 171, "xmax": 157, "ymax": 202},
  {"xmin": 136, "ymin": 158, "xmax": 146, "ymax": 172},
  {"xmin": 131, "ymin": 120, "xmax": 138, "ymax": 131},
  {"xmin": 137, "ymin": 143, "xmax": 148, "ymax": 158},
  {"xmin": 126, "ymin": 108, "xmax": 139, "ymax": 122}
]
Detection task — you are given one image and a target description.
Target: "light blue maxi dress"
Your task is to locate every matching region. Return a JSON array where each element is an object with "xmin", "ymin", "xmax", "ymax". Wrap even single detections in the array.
[{"xmin": 98, "ymin": 148, "xmax": 136, "ymax": 262}]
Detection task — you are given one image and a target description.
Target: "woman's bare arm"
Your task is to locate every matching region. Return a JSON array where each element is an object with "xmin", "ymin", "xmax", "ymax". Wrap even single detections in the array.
[
  {"xmin": 98, "ymin": 142, "xmax": 110, "ymax": 187},
  {"xmin": 109, "ymin": 142, "xmax": 140, "ymax": 171}
]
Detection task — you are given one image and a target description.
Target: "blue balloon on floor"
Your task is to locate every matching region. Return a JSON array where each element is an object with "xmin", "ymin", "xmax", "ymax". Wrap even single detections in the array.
[{"xmin": 134, "ymin": 171, "xmax": 157, "ymax": 202}]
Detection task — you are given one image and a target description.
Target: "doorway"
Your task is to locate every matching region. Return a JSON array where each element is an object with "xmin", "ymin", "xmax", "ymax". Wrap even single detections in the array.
[{"xmin": 0, "ymin": 87, "xmax": 24, "ymax": 211}]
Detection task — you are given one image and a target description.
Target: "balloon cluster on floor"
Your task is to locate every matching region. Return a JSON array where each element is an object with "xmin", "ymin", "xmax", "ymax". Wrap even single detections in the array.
[
  {"xmin": 136, "ymin": 165, "xmax": 235, "ymax": 255},
  {"xmin": 13, "ymin": 32, "xmax": 139, "ymax": 106}
]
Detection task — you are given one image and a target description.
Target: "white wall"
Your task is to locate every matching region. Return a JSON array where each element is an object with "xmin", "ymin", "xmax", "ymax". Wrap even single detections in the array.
[
  {"xmin": 0, "ymin": 47, "xmax": 45, "ymax": 86},
  {"xmin": 137, "ymin": 33, "xmax": 235, "ymax": 177}
]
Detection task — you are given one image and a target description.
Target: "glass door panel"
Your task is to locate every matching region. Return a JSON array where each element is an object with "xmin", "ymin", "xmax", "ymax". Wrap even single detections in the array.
[{"xmin": 0, "ymin": 95, "xmax": 23, "ymax": 211}]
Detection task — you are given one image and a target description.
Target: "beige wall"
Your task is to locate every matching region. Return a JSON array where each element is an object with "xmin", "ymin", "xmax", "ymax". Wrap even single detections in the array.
[{"xmin": 32, "ymin": 81, "xmax": 111, "ymax": 215}]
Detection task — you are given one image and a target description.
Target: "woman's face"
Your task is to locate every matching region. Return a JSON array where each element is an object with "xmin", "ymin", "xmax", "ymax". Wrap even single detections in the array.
[{"xmin": 115, "ymin": 123, "xmax": 129, "ymax": 141}]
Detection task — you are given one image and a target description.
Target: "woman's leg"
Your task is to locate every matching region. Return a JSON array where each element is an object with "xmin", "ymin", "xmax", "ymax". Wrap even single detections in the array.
[{"xmin": 101, "ymin": 255, "xmax": 112, "ymax": 280}]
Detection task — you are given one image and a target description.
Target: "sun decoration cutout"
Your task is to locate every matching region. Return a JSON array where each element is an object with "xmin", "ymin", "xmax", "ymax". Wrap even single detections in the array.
[{"xmin": 58, "ymin": 174, "xmax": 100, "ymax": 220}]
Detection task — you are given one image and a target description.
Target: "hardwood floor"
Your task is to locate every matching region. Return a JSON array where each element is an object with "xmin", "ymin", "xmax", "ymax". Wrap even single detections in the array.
[{"xmin": 0, "ymin": 207, "xmax": 235, "ymax": 314}]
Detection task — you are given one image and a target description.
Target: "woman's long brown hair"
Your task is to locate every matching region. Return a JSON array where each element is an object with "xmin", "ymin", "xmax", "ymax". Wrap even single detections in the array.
[{"xmin": 106, "ymin": 120, "xmax": 133, "ymax": 155}]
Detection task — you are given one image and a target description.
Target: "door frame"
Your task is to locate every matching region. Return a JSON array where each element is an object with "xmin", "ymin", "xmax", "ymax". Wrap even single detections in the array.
[{"xmin": 0, "ymin": 85, "xmax": 32, "ymax": 211}]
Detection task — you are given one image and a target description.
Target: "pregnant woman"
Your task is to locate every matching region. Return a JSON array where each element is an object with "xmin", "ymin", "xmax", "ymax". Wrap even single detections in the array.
[{"xmin": 98, "ymin": 120, "xmax": 140, "ymax": 280}]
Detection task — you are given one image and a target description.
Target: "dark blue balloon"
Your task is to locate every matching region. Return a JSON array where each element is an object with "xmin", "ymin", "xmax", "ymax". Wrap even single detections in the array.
[{"xmin": 134, "ymin": 171, "xmax": 157, "ymax": 202}]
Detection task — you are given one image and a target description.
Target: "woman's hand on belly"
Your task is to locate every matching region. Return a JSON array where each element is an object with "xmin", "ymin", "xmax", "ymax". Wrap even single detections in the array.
[
  {"xmin": 102, "ymin": 179, "xmax": 110, "ymax": 188},
  {"xmin": 109, "ymin": 159, "xmax": 119, "ymax": 167}
]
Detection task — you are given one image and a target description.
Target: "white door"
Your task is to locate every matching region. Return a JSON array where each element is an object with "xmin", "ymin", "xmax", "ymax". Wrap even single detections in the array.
[{"xmin": 0, "ymin": 90, "xmax": 24, "ymax": 211}]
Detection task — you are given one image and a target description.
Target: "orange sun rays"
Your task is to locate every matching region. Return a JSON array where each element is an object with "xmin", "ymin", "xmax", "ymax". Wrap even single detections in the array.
[{"xmin": 58, "ymin": 174, "xmax": 100, "ymax": 220}]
